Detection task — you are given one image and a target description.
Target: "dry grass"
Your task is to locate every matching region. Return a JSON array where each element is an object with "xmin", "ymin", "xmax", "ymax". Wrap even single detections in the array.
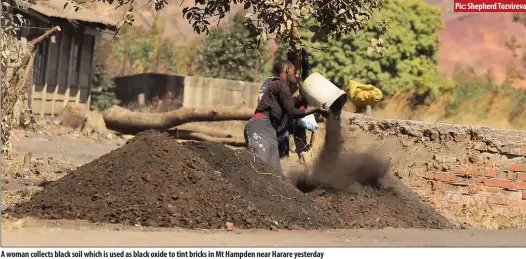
[
  {"xmin": 376, "ymin": 92, "xmax": 526, "ymax": 130},
  {"xmin": 1, "ymin": 152, "xmax": 76, "ymax": 210}
]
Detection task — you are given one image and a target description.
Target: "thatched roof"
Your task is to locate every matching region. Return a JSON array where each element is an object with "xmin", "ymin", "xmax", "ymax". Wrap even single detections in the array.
[{"xmin": 29, "ymin": 0, "xmax": 117, "ymax": 29}]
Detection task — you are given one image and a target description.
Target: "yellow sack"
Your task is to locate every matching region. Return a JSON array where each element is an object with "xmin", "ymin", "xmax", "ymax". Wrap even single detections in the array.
[{"xmin": 347, "ymin": 80, "xmax": 383, "ymax": 108}]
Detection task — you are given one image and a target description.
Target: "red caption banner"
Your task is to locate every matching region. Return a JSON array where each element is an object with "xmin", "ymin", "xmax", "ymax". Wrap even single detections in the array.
[{"xmin": 454, "ymin": 0, "xmax": 526, "ymax": 12}]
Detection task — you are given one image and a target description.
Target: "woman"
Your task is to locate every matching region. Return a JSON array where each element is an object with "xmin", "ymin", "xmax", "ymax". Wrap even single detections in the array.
[{"xmin": 244, "ymin": 60, "xmax": 329, "ymax": 173}]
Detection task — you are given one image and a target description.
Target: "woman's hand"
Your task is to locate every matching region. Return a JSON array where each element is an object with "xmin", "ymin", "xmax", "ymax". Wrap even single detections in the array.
[
  {"xmin": 317, "ymin": 104, "xmax": 331, "ymax": 117},
  {"xmin": 304, "ymin": 103, "xmax": 330, "ymax": 117}
]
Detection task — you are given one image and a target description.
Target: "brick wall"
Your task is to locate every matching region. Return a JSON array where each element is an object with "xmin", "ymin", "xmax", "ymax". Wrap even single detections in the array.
[{"xmin": 338, "ymin": 113, "xmax": 526, "ymax": 212}]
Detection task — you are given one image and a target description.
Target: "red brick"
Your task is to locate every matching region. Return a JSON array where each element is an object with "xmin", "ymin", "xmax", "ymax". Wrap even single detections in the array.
[
  {"xmin": 484, "ymin": 179, "xmax": 514, "ymax": 189},
  {"xmin": 508, "ymin": 200, "xmax": 526, "ymax": 208},
  {"xmin": 510, "ymin": 164, "xmax": 526, "ymax": 172},
  {"xmin": 487, "ymin": 196, "xmax": 507, "ymax": 205},
  {"xmin": 454, "ymin": 167, "xmax": 477, "ymax": 176},
  {"xmin": 450, "ymin": 176, "xmax": 469, "ymax": 186},
  {"xmin": 486, "ymin": 187, "xmax": 502, "ymax": 193},
  {"xmin": 522, "ymin": 192, "xmax": 526, "ymax": 200},
  {"xmin": 507, "ymin": 172, "xmax": 518, "ymax": 180},
  {"xmin": 518, "ymin": 173, "xmax": 526, "ymax": 181},
  {"xmin": 478, "ymin": 186, "xmax": 501, "ymax": 193},
  {"xmin": 433, "ymin": 173, "xmax": 456, "ymax": 183},
  {"xmin": 443, "ymin": 175, "xmax": 457, "ymax": 183},
  {"xmin": 483, "ymin": 169, "xmax": 497, "ymax": 178},
  {"xmin": 511, "ymin": 182, "xmax": 526, "ymax": 190}
]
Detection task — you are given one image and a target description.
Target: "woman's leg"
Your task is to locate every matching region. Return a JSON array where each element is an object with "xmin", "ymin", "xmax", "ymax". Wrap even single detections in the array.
[
  {"xmin": 277, "ymin": 131, "xmax": 290, "ymax": 159},
  {"xmin": 244, "ymin": 119, "xmax": 282, "ymax": 172}
]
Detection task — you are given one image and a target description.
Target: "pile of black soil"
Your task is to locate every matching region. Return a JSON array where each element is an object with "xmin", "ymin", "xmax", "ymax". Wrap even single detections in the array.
[
  {"xmin": 9, "ymin": 131, "xmax": 342, "ymax": 229},
  {"xmin": 9, "ymin": 129, "xmax": 453, "ymax": 229}
]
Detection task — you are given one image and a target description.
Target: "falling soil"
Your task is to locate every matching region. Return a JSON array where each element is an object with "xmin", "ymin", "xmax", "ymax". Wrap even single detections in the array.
[
  {"xmin": 9, "ymin": 130, "xmax": 453, "ymax": 229},
  {"xmin": 290, "ymin": 114, "xmax": 389, "ymax": 193}
]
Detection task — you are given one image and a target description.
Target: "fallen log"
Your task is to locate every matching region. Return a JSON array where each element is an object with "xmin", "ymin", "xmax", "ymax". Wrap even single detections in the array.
[
  {"xmin": 103, "ymin": 105, "xmax": 254, "ymax": 135},
  {"xmin": 172, "ymin": 124, "xmax": 238, "ymax": 139},
  {"xmin": 167, "ymin": 130, "xmax": 245, "ymax": 147}
]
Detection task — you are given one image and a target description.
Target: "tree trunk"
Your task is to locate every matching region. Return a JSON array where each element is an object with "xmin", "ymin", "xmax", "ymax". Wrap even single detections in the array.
[
  {"xmin": 173, "ymin": 124, "xmax": 236, "ymax": 139},
  {"xmin": 288, "ymin": 25, "xmax": 302, "ymax": 78},
  {"xmin": 167, "ymin": 130, "xmax": 245, "ymax": 146},
  {"xmin": 254, "ymin": 59, "xmax": 260, "ymax": 82},
  {"xmin": 103, "ymin": 105, "xmax": 254, "ymax": 134}
]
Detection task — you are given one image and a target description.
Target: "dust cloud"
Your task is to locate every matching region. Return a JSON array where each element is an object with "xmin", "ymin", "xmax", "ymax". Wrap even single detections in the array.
[{"xmin": 292, "ymin": 113, "xmax": 391, "ymax": 193}]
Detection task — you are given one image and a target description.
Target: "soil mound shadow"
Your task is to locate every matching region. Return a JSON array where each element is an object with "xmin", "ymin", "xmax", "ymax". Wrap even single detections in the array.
[{"xmin": 9, "ymin": 130, "xmax": 453, "ymax": 229}]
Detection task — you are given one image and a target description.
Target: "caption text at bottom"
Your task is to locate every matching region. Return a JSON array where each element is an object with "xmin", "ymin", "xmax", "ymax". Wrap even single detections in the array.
[{"xmin": 1, "ymin": 250, "xmax": 325, "ymax": 259}]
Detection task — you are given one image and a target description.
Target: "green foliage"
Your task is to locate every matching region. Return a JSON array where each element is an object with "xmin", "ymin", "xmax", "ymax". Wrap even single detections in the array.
[
  {"xmin": 302, "ymin": 0, "xmax": 449, "ymax": 101},
  {"xmin": 113, "ymin": 25, "xmax": 178, "ymax": 74},
  {"xmin": 500, "ymin": 70, "xmax": 526, "ymax": 122},
  {"xmin": 90, "ymin": 38, "xmax": 120, "ymax": 112},
  {"xmin": 183, "ymin": 0, "xmax": 380, "ymax": 49},
  {"xmin": 195, "ymin": 21, "xmax": 270, "ymax": 81},
  {"xmin": 88, "ymin": 0, "xmax": 380, "ymax": 52},
  {"xmin": 507, "ymin": 90, "xmax": 526, "ymax": 121},
  {"xmin": 445, "ymin": 65, "xmax": 499, "ymax": 117},
  {"xmin": 160, "ymin": 43, "xmax": 178, "ymax": 74}
]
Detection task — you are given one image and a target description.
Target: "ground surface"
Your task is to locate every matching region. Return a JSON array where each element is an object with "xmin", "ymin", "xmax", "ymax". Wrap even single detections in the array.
[
  {"xmin": 3, "ymin": 218, "xmax": 526, "ymax": 247},
  {"xmin": 3, "ymin": 129, "xmax": 526, "ymax": 247},
  {"xmin": 12, "ymin": 129, "xmax": 125, "ymax": 166}
]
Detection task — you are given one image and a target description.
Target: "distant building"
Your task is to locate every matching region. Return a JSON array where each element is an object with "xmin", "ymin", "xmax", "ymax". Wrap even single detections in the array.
[{"xmin": 15, "ymin": 0, "xmax": 116, "ymax": 117}]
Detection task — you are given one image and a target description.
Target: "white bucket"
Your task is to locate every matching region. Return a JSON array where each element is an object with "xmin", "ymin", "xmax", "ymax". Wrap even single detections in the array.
[{"xmin": 299, "ymin": 72, "xmax": 348, "ymax": 113}]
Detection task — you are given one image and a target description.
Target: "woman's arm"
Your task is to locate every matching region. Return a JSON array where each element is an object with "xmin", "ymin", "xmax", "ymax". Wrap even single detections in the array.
[{"xmin": 277, "ymin": 83, "xmax": 320, "ymax": 119}]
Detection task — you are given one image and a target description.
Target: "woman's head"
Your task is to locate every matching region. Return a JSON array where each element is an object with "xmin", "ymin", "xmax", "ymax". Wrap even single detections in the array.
[{"xmin": 273, "ymin": 60, "xmax": 297, "ymax": 87}]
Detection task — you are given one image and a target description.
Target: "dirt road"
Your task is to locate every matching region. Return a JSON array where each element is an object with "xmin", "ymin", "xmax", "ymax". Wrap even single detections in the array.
[
  {"xmin": 4, "ymin": 130, "xmax": 526, "ymax": 247},
  {"xmin": 12, "ymin": 130, "xmax": 125, "ymax": 165},
  {"xmin": 3, "ymin": 219, "xmax": 526, "ymax": 247}
]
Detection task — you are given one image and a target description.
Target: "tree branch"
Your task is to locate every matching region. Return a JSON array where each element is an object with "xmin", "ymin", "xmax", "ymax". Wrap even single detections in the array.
[{"xmin": 28, "ymin": 26, "xmax": 61, "ymax": 51}]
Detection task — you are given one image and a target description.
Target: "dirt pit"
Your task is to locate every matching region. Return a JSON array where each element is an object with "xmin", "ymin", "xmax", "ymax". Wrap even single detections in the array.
[{"xmin": 8, "ymin": 131, "xmax": 453, "ymax": 230}]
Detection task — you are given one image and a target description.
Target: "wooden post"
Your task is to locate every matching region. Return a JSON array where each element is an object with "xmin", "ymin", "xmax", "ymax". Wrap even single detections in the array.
[
  {"xmin": 75, "ymin": 89, "xmax": 81, "ymax": 105},
  {"xmin": 74, "ymin": 32, "xmax": 84, "ymax": 108},
  {"xmin": 52, "ymin": 32, "xmax": 65, "ymax": 116},
  {"xmin": 86, "ymin": 35, "xmax": 96, "ymax": 111},
  {"xmin": 51, "ymin": 86, "xmax": 59, "ymax": 116},
  {"xmin": 39, "ymin": 85, "xmax": 47, "ymax": 118},
  {"xmin": 19, "ymin": 27, "xmax": 31, "ymax": 123},
  {"xmin": 40, "ymin": 40, "xmax": 51, "ymax": 119},
  {"xmin": 138, "ymin": 93, "xmax": 145, "ymax": 106},
  {"xmin": 64, "ymin": 28, "xmax": 76, "ymax": 108}
]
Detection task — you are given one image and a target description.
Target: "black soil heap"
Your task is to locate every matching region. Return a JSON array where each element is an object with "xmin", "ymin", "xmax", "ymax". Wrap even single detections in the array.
[{"xmin": 10, "ymin": 131, "xmax": 453, "ymax": 229}]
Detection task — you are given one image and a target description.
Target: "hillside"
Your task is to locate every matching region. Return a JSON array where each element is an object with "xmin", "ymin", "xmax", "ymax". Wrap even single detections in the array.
[
  {"xmin": 89, "ymin": 0, "xmax": 526, "ymax": 87},
  {"xmin": 427, "ymin": 0, "xmax": 526, "ymax": 87}
]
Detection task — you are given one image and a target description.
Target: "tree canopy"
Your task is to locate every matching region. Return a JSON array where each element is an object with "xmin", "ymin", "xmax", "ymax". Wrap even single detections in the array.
[
  {"xmin": 302, "ymin": 0, "xmax": 453, "ymax": 101},
  {"xmin": 67, "ymin": 0, "xmax": 381, "ymax": 51},
  {"xmin": 195, "ymin": 19, "xmax": 270, "ymax": 82}
]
